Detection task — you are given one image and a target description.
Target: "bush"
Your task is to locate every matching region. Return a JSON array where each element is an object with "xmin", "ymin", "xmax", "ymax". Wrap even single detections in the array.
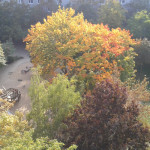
[
  {"xmin": 27, "ymin": 70, "xmax": 81, "ymax": 139},
  {"xmin": 1, "ymin": 39, "xmax": 15, "ymax": 63},
  {"xmin": 0, "ymin": 98, "xmax": 13, "ymax": 112},
  {"xmin": 63, "ymin": 80, "xmax": 150, "ymax": 150},
  {"xmin": 127, "ymin": 78, "xmax": 150, "ymax": 103},
  {"xmin": 138, "ymin": 105, "xmax": 150, "ymax": 130},
  {"xmin": 0, "ymin": 44, "xmax": 6, "ymax": 66},
  {"xmin": 138, "ymin": 104, "xmax": 150, "ymax": 150}
]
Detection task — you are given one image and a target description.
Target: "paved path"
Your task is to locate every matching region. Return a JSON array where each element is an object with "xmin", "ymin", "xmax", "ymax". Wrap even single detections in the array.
[{"xmin": 0, "ymin": 45, "xmax": 33, "ymax": 114}]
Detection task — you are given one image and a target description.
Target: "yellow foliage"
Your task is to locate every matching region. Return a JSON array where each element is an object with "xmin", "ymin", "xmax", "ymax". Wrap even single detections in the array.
[
  {"xmin": 127, "ymin": 78, "xmax": 150, "ymax": 102},
  {"xmin": 24, "ymin": 7, "xmax": 137, "ymax": 89},
  {"xmin": 0, "ymin": 98, "xmax": 13, "ymax": 112},
  {"xmin": 0, "ymin": 111, "xmax": 30, "ymax": 148}
]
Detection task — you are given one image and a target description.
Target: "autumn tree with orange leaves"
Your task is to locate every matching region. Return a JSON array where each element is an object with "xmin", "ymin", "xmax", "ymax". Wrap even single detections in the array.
[{"xmin": 24, "ymin": 7, "xmax": 137, "ymax": 91}]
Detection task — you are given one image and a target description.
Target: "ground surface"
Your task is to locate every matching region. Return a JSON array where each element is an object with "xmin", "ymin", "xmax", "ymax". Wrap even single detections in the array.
[{"xmin": 0, "ymin": 45, "xmax": 33, "ymax": 114}]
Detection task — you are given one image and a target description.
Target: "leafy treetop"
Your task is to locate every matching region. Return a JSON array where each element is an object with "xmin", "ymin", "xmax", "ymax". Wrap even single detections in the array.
[{"xmin": 24, "ymin": 7, "xmax": 137, "ymax": 90}]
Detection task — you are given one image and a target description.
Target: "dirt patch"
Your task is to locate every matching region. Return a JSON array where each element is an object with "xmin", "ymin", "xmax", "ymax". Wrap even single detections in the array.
[
  {"xmin": 0, "ymin": 45, "xmax": 33, "ymax": 114},
  {"xmin": 9, "ymin": 62, "xmax": 33, "ymax": 114}
]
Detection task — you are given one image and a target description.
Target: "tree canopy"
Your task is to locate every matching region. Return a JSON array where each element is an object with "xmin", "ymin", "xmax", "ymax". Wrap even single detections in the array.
[
  {"xmin": 125, "ymin": 0, "xmax": 150, "ymax": 17},
  {"xmin": 0, "ymin": 0, "xmax": 57, "ymax": 42},
  {"xmin": 98, "ymin": 0, "xmax": 126, "ymax": 29},
  {"xmin": 24, "ymin": 7, "xmax": 136, "ymax": 91},
  {"xmin": 127, "ymin": 10, "xmax": 150, "ymax": 40},
  {"xmin": 28, "ymin": 71, "xmax": 81, "ymax": 138}
]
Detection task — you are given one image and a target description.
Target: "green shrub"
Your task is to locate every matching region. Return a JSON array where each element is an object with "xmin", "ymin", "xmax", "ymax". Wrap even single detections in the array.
[
  {"xmin": 0, "ymin": 44, "xmax": 6, "ymax": 66},
  {"xmin": 1, "ymin": 39, "xmax": 15, "ymax": 63},
  {"xmin": 28, "ymin": 69, "xmax": 81, "ymax": 139},
  {"xmin": 138, "ymin": 105, "xmax": 150, "ymax": 130},
  {"xmin": 63, "ymin": 80, "xmax": 150, "ymax": 150}
]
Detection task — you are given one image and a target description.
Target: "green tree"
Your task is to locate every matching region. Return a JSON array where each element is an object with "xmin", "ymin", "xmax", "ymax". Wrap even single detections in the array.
[
  {"xmin": 133, "ymin": 39, "xmax": 150, "ymax": 80},
  {"xmin": 0, "ymin": 44, "xmax": 6, "ymax": 66},
  {"xmin": 0, "ymin": 0, "xmax": 57, "ymax": 43},
  {"xmin": 2, "ymin": 130, "xmax": 77, "ymax": 150},
  {"xmin": 76, "ymin": 3, "xmax": 98, "ymax": 23},
  {"xmin": 0, "ymin": 111, "xmax": 30, "ymax": 148},
  {"xmin": 125, "ymin": 0, "xmax": 150, "ymax": 18},
  {"xmin": 69, "ymin": 0, "xmax": 101, "ymax": 9},
  {"xmin": 127, "ymin": 10, "xmax": 150, "ymax": 39},
  {"xmin": 24, "ymin": 7, "xmax": 136, "ymax": 92},
  {"xmin": 98, "ymin": 0, "xmax": 126, "ymax": 28},
  {"xmin": 0, "ymin": 107, "xmax": 77, "ymax": 150},
  {"xmin": 29, "ymin": 0, "xmax": 58, "ymax": 25},
  {"xmin": 0, "ymin": 1, "xmax": 30, "ymax": 42},
  {"xmin": 28, "ymin": 70, "xmax": 81, "ymax": 138}
]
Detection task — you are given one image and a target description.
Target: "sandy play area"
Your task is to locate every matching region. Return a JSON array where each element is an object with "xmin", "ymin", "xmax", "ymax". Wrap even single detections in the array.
[{"xmin": 0, "ymin": 45, "xmax": 33, "ymax": 114}]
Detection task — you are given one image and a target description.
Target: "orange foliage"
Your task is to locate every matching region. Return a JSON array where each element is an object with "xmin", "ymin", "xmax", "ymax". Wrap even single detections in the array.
[{"xmin": 24, "ymin": 8, "xmax": 137, "ymax": 88}]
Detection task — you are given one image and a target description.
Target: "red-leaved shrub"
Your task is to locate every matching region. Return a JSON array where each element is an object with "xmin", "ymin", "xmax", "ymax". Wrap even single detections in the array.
[{"xmin": 63, "ymin": 80, "xmax": 150, "ymax": 150}]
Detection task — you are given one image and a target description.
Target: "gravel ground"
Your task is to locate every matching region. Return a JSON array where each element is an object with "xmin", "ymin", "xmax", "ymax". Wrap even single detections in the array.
[{"xmin": 0, "ymin": 45, "xmax": 33, "ymax": 114}]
